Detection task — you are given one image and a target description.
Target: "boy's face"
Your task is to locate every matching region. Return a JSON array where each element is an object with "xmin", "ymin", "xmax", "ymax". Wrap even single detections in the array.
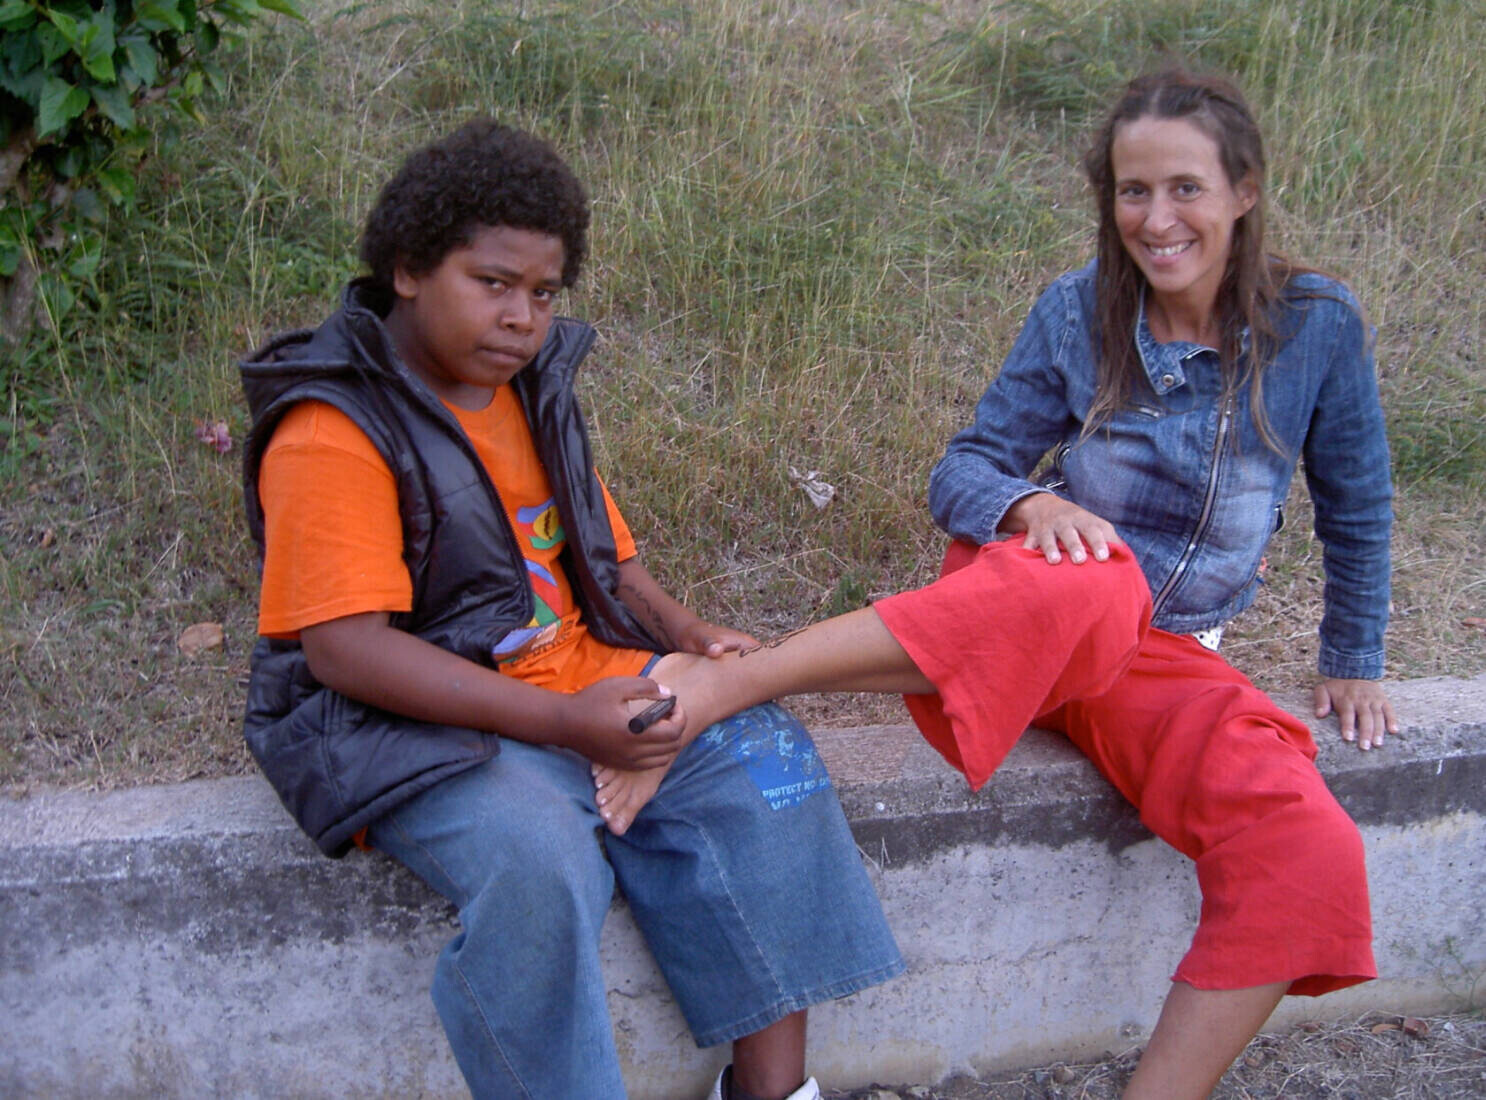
[{"xmin": 389, "ymin": 225, "xmax": 566, "ymax": 410}]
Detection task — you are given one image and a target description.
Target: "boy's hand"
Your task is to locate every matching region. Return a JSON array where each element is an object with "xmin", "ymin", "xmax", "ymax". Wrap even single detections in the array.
[
  {"xmin": 615, "ymin": 557, "xmax": 757, "ymax": 658},
  {"xmin": 559, "ymin": 677, "xmax": 688, "ymax": 769},
  {"xmin": 674, "ymin": 619, "xmax": 759, "ymax": 659}
]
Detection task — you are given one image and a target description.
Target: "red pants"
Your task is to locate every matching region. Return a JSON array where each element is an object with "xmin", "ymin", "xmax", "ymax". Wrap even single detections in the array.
[{"xmin": 875, "ymin": 540, "xmax": 1375, "ymax": 995}]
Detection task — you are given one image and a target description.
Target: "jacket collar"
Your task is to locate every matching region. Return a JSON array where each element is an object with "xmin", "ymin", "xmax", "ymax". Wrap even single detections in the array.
[{"xmin": 1132, "ymin": 295, "xmax": 1250, "ymax": 396}]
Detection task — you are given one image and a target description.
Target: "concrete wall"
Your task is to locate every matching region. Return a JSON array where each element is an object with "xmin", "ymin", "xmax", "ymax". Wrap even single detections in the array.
[{"xmin": 2, "ymin": 674, "xmax": 1483, "ymax": 1099}]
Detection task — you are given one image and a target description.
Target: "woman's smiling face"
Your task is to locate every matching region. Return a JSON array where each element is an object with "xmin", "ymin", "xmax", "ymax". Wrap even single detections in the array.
[{"xmin": 1111, "ymin": 115, "xmax": 1256, "ymax": 324}]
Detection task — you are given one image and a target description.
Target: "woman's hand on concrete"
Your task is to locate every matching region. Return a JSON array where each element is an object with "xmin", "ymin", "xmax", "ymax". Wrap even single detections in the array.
[{"xmin": 1314, "ymin": 678, "xmax": 1398, "ymax": 750}]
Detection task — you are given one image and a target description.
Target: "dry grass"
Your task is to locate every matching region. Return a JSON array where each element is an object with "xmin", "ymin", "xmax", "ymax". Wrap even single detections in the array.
[
  {"xmin": 828, "ymin": 1011, "xmax": 1486, "ymax": 1099},
  {"xmin": 2, "ymin": 0, "xmax": 1483, "ymax": 791}
]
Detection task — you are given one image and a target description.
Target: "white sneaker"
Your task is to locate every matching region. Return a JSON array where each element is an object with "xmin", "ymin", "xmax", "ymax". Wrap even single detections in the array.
[{"xmin": 707, "ymin": 1066, "xmax": 822, "ymax": 1100}]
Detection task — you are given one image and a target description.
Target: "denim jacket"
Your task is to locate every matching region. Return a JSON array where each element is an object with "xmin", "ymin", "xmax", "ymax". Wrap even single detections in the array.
[{"xmin": 929, "ymin": 261, "xmax": 1392, "ymax": 680}]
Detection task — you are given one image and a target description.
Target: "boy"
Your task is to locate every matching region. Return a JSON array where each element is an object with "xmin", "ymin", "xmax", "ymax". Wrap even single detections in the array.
[{"xmin": 239, "ymin": 120, "xmax": 901, "ymax": 1099}]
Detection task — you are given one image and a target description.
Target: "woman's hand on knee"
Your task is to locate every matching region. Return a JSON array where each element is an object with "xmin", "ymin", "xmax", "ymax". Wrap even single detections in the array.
[
  {"xmin": 1003, "ymin": 492, "xmax": 1121, "ymax": 565},
  {"xmin": 1313, "ymin": 677, "xmax": 1398, "ymax": 750}
]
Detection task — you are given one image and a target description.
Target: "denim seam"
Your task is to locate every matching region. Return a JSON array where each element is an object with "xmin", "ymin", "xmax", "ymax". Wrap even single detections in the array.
[
  {"xmin": 448, "ymin": 957, "xmax": 532, "ymax": 1100},
  {"xmin": 689, "ymin": 956, "xmax": 908, "ymax": 1048},
  {"xmin": 379, "ymin": 816, "xmax": 531, "ymax": 1095},
  {"xmin": 692, "ymin": 816, "xmax": 785, "ymax": 1000},
  {"xmin": 382, "ymin": 815, "xmax": 470, "ymax": 909}
]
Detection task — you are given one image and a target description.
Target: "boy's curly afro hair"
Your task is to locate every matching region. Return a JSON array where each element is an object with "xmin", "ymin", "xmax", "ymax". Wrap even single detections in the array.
[{"xmin": 360, "ymin": 120, "xmax": 589, "ymax": 290}]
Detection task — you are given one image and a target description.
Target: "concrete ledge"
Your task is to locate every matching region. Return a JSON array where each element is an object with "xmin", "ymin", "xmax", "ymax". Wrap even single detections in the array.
[{"xmin": 3, "ymin": 674, "xmax": 1483, "ymax": 1099}]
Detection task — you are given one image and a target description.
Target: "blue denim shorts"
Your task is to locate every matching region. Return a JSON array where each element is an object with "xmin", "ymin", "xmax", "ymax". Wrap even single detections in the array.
[
  {"xmin": 612, "ymin": 699, "xmax": 904, "ymax": 1043},
  {"xmin": 369, "ymin": 699, "xmax": 902, "ymax": 1068}
]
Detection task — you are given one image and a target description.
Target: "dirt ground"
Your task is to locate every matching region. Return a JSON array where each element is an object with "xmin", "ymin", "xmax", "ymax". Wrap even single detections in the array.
[{"xmin": 826, "ymin": 1011, "xmax": 1486, "ymax": 1099}]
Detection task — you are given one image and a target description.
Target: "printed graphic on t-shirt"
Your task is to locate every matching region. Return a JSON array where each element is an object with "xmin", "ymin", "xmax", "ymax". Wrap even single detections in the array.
[
  {"xmin": 704, "ymin": 702, "xmax": 832, "ymax": 810},
  {"xmin": 491, "ymin": 497, "xmax": 568, "ymax": 662},
  {"xmin": 516, "ymin": 498, "xmax": 565, "ymax": 620}
]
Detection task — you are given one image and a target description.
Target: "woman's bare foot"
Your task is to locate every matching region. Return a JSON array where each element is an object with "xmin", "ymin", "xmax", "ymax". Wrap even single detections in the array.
[
  {"xmin": 594, "ymin": 762, "xmax": 668, "ymax": 837},
  {"xmin": 646, "ymin": 649, "xmax": 735, "ymax": 732},
  {"xmin": 592, "ymin": 652, "xmax": 740, "ymax": 836}
]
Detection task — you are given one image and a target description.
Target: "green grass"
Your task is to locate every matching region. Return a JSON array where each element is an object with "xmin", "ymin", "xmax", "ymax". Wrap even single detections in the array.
[{"xmin": 2, "ymin": 0, "xmax": 1484, "ymax": 789}]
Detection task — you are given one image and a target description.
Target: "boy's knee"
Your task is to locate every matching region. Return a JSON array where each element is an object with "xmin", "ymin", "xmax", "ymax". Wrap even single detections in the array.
[
  {"xmin": 408, "ymin": 792, "xmax": 607, "ymax": 913},
  {"xmin": 456, "ymin": 829, "xmax": 611, "ymax": 937}
]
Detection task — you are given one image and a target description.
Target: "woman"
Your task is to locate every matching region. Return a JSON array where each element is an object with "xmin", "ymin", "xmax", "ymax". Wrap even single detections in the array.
[
  {"xmin": 917, "ymin": 68, "xmax": 1392, "ymax": 1095},
  {"xmin": 600, "ymin": 69, "xmax": 1391, "ymax": 1099}
]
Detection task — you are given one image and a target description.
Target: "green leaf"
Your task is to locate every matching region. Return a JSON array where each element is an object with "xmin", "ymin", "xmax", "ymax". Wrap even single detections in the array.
[
  {"xmin": 257, "ymin": 0, "xmax": 306, "ymax": 19},
  {"xmin": 213, "ymin": 0, "xmax": 260, "ymax": 27},
  {"xmin": 201, "ymin": 56, "xmax": 226, "ymax": 94},
  {"xmin": 66, "ymin": 236, "xmax": 102, "ymax": 279},
  {"xmin": 195, "ymin": 17, "xmax": 219, "ymax": 53},
  {"xmin": 37, "ymin": 270, "xmax": 76, "ymax": 321},
  {"xmin": 113, "ymin": 126, "xmax": 152, "ymax": 156},
  {"xmin": 0, "ymin": 1, "xmax": 37, "ymax": 32},
  {"xmin": 96, "ymin": 160, "xmax": 136, "ymax": 205},
  {"xmin": 2, "ymin": 26, "xmax": 44, "ymax": 72},
  {"xmin": 91, "ymin": 82, "xmax": 135, "ymax": 129},
  {"xmin": 36, "ymin": 23, "xmax": 71, "ymax": 66},
  {"xmin": 44, "ymin": 8, "xmax": 82, "ymax": 47},
  {"xmin": 0, "ymin": 65, "xmax": 45, "ymax": 105},
  {"xmin": 120, "ymin": 34, "xmax": 159, "ymax": 85},
  {"xmin": 76, "ymin": 15, "xmax": 118, "ymax": 82},
  {"xmin": 135, "ymin": 0, "xmax": 186, "ymax": 33},
  {"xmin": 36, "ymin": 76, "xmax": 91, "ymax": 138}
]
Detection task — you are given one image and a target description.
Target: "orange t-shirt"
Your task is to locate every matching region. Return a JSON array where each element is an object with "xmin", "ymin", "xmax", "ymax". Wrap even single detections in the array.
[{"xmin": 257, "ymin": 385, "xmax": 651, "ymax": 692}]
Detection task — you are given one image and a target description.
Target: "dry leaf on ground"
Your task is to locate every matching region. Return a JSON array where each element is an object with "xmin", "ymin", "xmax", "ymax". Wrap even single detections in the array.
[
  {"xmin": 178, "ymin": 622, "xmax": 225, "ymax": 658},
  {"xmin": 788, "ymin": 466, "xmax": 836, "ymax": 509},
  {"xmin": 193, "ymin": 419, "xmax": 232, "ymax": 454}
]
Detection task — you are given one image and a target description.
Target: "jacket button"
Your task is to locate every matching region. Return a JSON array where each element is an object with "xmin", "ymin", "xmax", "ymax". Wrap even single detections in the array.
[{"xmin": 1160, "ymin": 373, "xmax": 1176, "ymax": 387}]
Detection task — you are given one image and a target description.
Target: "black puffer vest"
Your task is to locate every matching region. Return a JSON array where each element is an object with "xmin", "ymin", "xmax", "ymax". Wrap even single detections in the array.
[{"xmin": 240, "ymin": 280, "xmax": 660, "ymax": 856}]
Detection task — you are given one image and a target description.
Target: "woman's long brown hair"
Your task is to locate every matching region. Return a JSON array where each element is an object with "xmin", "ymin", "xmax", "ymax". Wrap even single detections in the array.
[{"xmin": 1082, "ymin": 69, "xmax": 1298, "ymax": 452}]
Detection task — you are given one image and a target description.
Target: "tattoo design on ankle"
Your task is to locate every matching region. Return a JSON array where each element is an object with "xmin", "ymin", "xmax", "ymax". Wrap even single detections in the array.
[{"xmin": 738, "ymin": 627, "xmax": 806, "ymax": 658}]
